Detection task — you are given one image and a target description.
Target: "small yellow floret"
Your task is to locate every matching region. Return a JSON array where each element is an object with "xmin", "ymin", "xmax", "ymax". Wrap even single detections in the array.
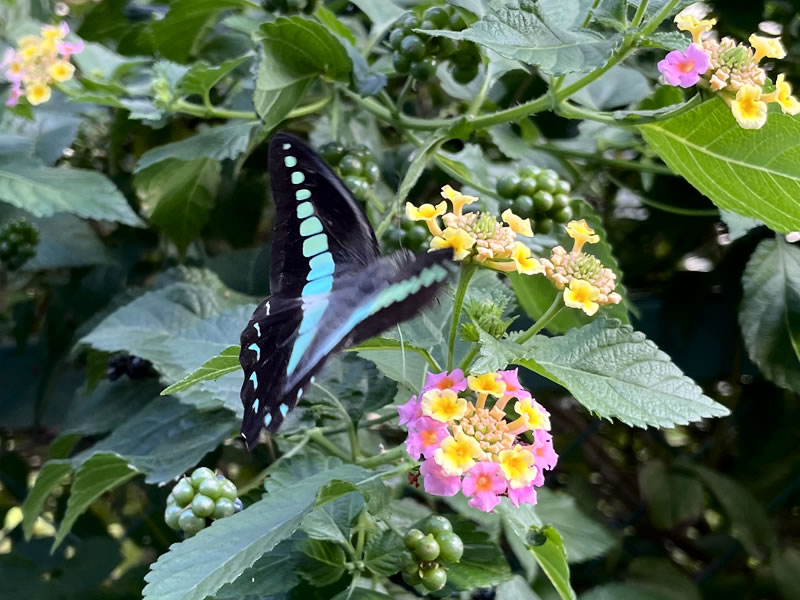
[
  {"xmin": 430, "ymin": 227, "xmax": 475, "ymax": 261},
  {"xmin": 440, "ymin": 185, "xmax": 477, "ymax": 216},
  {"xmin": 433, "ymin": 431, "xmax": 484, "ymax": 476},
  {"xmin": 774, "ymin": 74, "xmax": 800, "ymax": 115},
  {"xmin": 421, "ymin": 389, "xmax": 467, "ymax": 422},
  {"xmin": 749, "ymin": 34, "xmax": 786, "ymax": 63},
  {"xmin": 405, "ymin": 201, "xmax": 446, "ymax": 221},
  {"xmin": 566, "ymin": 219, "xmax": 600, "ymax": 253},
  {"xmin": 563, "ymin": 279, "xmax": 600, "ymax": 316},
  {"xmin": 498, "ymin": 447, "xmax": 538, "ymax": 489},
  {"xmin": 467, "ymin": 372, "xmax": 506, "ymax": 398},
  {"xmin": 675, "ymin": 13, "xmax": 717, "ymax": 44},
  {"xmin": 48, "ymin": 60, "xmax": 75, "ymax": 82},
  {"xmin": 26, "ymin": 82, "xmax": 52, "ymax": 106},
  {"xmin": 510, "ymin": 242, "xmax": 543, "ymax": 275},
  {"xmin": 731, "ymin": 85, "xmax": 768, "ymax": 130},
  {"xmin": 501, "ymin": 209, "xmax": 533, "ymax": 237},
  {"xmin": 513, "ymin": 397, "xmax": 551, "ymax": 431},
  {"xmin": 17, "ymin": 35, "xmax": 40, "ymax": 49}
]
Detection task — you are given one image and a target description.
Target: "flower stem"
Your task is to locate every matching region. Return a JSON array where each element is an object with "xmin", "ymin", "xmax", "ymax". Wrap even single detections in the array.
[
  {"xmin": 357, "ymin": 444, "xmax": 407, "ymax": 468},
  {"xmin": 631, "ymin": 0, "xmax": 650, "ymax": 27},
  {"xmin": 309, "ymin": 429, "xmax": 351, "ymax": 462},
  {"xmin": 516, "ymin": 294, "xmax": 565, "ymax": 343},
  {"xmin": 536, "ymin": 144, "xmax": 674, "ymax": 175},
  {"xmin": 458, "ymin": 344, "xmax": 480, "ymax": 373},
  {"xmin": 447, "ymin": 262, "xmax": 478, "ymax": 371}
]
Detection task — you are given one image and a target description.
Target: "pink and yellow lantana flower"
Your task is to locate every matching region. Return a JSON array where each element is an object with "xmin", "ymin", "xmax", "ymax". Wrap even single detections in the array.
[{"xmin": 397, "ymin": 369, "xmax": 559, "ymax": 513}]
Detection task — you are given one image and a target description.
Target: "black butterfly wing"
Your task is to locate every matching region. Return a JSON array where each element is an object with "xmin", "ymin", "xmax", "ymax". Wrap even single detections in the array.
[{"xmin": 267, "ymin": 132, "xmax": 380, "ymax": 298}]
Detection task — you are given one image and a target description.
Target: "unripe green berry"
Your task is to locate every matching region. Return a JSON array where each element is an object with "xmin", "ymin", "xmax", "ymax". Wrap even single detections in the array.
[
  {"xmin": 423, "ymin": 6, "xmax": 450, "ymax": 28},
  {"xmin": 178, "ymin": 510, "xmax": 206, "ymax": 536},
  {"xmin": 438, "ymin": 37, "xmax": 459, "ymax": 57},
  {"xmin": 403, "ymin": 570, "xmax": 423, "ymax": 586},
  {"xmin": 198, "ymin": 478, "xmax": 222, "ymax": 500},
  {"xmin": 164, "ymin": 504, "xmax": 182, "ymax": 530},
  {"xmin": 420, "ymin": 19, "xmax": 436, "ymax": 31},
  {"xmin": 172, "ymin": 479, "xmax": 195, "ymax": 507},
  {"xmin": 320, "ymin": 141, "xmax": 346, "ymax": 164},
  {"xmin": 400, "ymin": 35, "xmax": 426, "ymax": 60},
  {"xmin": 167, "ymin": 493, "xmax": 176, "ymax": 505},
  {"xmin": 218, "ymin": 479, "xmax": 238, "ymax": 501},
  {"xmin": 339, "ymin": 155, "xmax": 363, "ymax": 176},
  {"xmin": 552, "ymin": 193, "xmax": 570, "ymax": 210},
  {"xmin": 413, "ymin": 533, "xmax": 440, "ymax": 562},
  {"xmin": 364, "ymin": 162, "xmax": 380, "ymax": 183},
  {"xmin": 533, "ymin": 190, "xmax": 554, "ymax": 214},
  {"xmin": 496, "ymin": 174, "xmax": 520, "ymax": 198},
  {"xmin": 404, "ymin": 528, "xmax": 425, "ymax": 550},
  {"xmin": 435, "ymin": 531, "xmax": 464, "ymax": 563},
  {"xmin": 393, "ymin": 50, "xmax": 411, "ymax": 74},
  {"xmin": 410, "ymin": 60, "xmax": 435, "ymax": 81},
  {"xmin": 399, "ymin": 14, "xmax": 420, "ymax": 32},
  {"xmin": 190, "ymin": 467, "xmax": 215, "ymax": 488},
  {"xmin": 421, "ymin": 565, "xmax": 448, "ymax": 591},
  {"xmin": 191, "ymin": 494, "xmax": 215, "ymax": 518},
  {"xmin": 404, "ymin": 224, "xmax": 429, "ymax": 248},
  {"xmin": 551, "ymin": 206, "xmax": 574, "ymax": 224},
  {"xmin": 451, "ymin": 64, "xmax": 478, "ymax": 84},
  {"xmin": 512, "ymin": 195, "xmax": 534, "ymax": 218},
  {"xmin": 542, "ymin": 168, "xmax": 559, "ymax": 179},
  {"xmin": 389, "ymin": 28, "xmax": 405, "ymax": 50},
  {"xmin": 556, "ymin": 179, "xmax": 572, "ymax": 194},
  {"xmin": 423, "ymin": 515, "xmax": 453, "ymax": 535},
  {"xmin": 518, "ymin": 177, "xmax": 539, "ymax": 197},
  {"xmin": 213, "ymin": 497, "xmax": 236, "ymax": 519},
  {"xmin": 450, "ymin": 12, "xmax": 466, "ymax": 29},
  {"xmin": 519, "ymin": 166, "xmax": 542, "ymax": 178},
  {"xmin": 536, "ymin": 175, "xmax": 558, "ymax": 194},
  {"xmin": 536, "ymin": 218, "xmax": 554, "ymax": 234}
]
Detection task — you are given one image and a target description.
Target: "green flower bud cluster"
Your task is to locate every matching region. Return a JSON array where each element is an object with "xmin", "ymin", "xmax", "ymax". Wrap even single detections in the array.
[
  {"xmin": 0, "ymin": 219, "xmax": 39, "ymax": 270},
  {"xmin": 495, "ymin": 167, "xmax": 575, "ymax": 234},
  {"xmin": 164, "ymin": 467, "xmax": 242, "ymax": 537},
  {"xmin": 388, "ymin": 6, "xmax": 480, "ymax": 83},
  {"xmin": 400, "ymin": 516, "xmax": 464, "ymax": 592},
  {"xmin": 262, "ymin": 0, "xmax": 314, "ymax": 14},
  {"xmin": 319, "ymin": 141, "xmax": 381, "ymax": 203},
  {"xmin": 462, "ymin": 297, "xmax": 515, "ymax": 342},
  {"xmin": 382, "ymin": 218, "xmax": 429, "ymax": 252}
]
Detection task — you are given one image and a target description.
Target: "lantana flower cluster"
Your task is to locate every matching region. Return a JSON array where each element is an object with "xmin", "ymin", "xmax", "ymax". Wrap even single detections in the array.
[
  {"xmin": 540, "ymin": 219, "xmax": 621, "ymax": 316},
  {"xmin": 657, "ymin": 6, "xmax": 799, "ymax": 129},
  {"xmin": 406, "ymin": 185, "xmax": 543, "ymax": 276},
  {"xmin": 398, "ymin": 368, "xmax": 557, "ymax": 512},
  {"xmin": 2, "ymin": 22, "xmax": 83, "ymax": 107}
]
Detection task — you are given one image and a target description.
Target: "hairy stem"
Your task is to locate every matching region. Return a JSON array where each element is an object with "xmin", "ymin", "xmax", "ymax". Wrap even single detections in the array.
[
  {"xmin": 447, "ymin": 262, "xmax": 478, "ymax": 371},
  {"xmin": 517, "ymin": 294, "xmax": 565, "ymax": 343}
]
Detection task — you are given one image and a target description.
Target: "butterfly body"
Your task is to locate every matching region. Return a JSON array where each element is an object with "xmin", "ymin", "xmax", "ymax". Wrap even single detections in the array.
[{"xmin": 239, "ymin": 133, "xmax": 455, "ymax": 448}]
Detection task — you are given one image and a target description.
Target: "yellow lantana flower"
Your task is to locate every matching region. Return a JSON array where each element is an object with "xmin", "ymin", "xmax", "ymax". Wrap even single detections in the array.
[
  {"xmin": 675, "ymin": 13, "xmax": 717, "ymax": 44},
  {"xmin": 566, "ymin": 219, "xmax": 600, "ymax": 253},
  {"xmin": 510, "ymin": 242, "xmax": 542, "ymax": 275},
  {"xmin": 18, "ymin": 35, "xmax": 40, "ymax": 49},
  {"xmin": 749, "ymin": 34, "xmax": 786, "ymax": 63},
  {"xmin": 430, "ymin": 227, "xmax": 475, "ymax": 261},
  {"xmin": 467, "ymin": 373, "xmax": 506, "ymax": 398},
  {"xmin": 513, "ymin": 397, "xmax": 551, "ymax": 430},
  {"xmin": 774, "ymin": 74, "xmax": 800, "ymax": 115},
  {"xmin": 498, "ymin": 446, "xmax": 538, "ymax": 489},
  {"xmin": 48, "ymin": 60, "xmax": 75, "ymax": 82},
  {"xmin": 563, "ymin": 279, "xmax": 600, "ymax": 316},
  {"xmin": 731, "ymin": 85, "xmax": 768, "ymax": 130},
  {"xmin": 405, "ymin": 201, "xmax": 446, "ymax": 222},
  {"xmin": 440, "ymin": 185, "xmax": 477, "ymax": 216},
  {"xmin": 501, "ymin": 209, "xmax": 533, "ymax": 237},
  {"xmin": 434, "ymin": 431, "xmax": 484, "ymax": 476},
  {"xmin": 26, "ymin": 82, "xmax": 52, "ymax": 106},
  {"xmin": 421, "ymin": 389, "xmax": 468, "ymax": 422}
]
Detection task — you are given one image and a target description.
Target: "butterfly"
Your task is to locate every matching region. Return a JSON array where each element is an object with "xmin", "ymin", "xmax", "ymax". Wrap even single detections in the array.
[{"xmin": 239, "ymin": 133, "xmax": 456, "ymax": 448}]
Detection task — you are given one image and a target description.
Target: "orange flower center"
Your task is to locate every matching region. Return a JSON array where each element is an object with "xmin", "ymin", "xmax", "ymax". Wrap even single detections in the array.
[
  {"xmin": 436, "ymin": 377, "xmax": 454, "ymax": 389},
  {"xmin": 475, "ymin": 474, "xmax": 493, "ymax": 491},
  {"xmin": 421, "ymin": 430, "xmax": 439, "ymax": 446},
  {"xmin": 679, "ymin": 59, "xmax": 695, "ymax": 73}
]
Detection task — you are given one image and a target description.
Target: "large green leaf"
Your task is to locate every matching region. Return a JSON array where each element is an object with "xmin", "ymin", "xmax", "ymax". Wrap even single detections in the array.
[
  {"xmin": 21, "ymin": 461, "xmax": 72, "ymax": 540},
  {"xmin": 364, "ymin": 530, "xmax": 405, "ymax": 577},
  {"xmin": 528, "ymin": 527, "xmax": 575, "ymax": 600},
  {"xmin": 179, "ymin": 55, "xmax": 252, "ymax": 97},
  {"xmin": 445, "ymin": 521, "xmax": 512, "ymax": 590},
  {"xmin": 135, "ymin": 122, "xmax": 260, "ymax": 171},
  {"xmin": 52, "ymin": 453, "xmax": 138, "ymax": 550},
  {"xmin": 639, "ymin": 98, "xmax": 800, "ymax": 233},
  {"xmin": 0, "ymin": 160, "xmax": 143, "ymax": 226},
  {"xmin": 518, "ymin": 319, "xmax": 730, "ymax": 428},
  {"xmin": 143, "ymin": 463, "xmax": 372, "ymax": 600},
  {"xmin": 213, "ymin": 539, "xmax": 299, "ymax": 599},
  {"xmin": 254, "ymin": 17, "xmax": 351, "ymax": 129},
  {"xmin": 739, "ymin": 237, "xmax": 800, "ymax": 393},
  {"xmin": 134, "ymin": 158, "xmax": 221, "ymax": 253},
  {"xmin": 638, "ymin": 461, "xmax": 704, "ymax": 530},
  {"xmin": 426, "ymin": 0, "xmax": 619, "ymax": 75},
  {"xmin": 161, "ymin": 345, "xmax": 241, "ymax": 396}
]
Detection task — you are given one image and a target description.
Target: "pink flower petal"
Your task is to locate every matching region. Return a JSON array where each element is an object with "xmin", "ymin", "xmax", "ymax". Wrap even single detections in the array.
[
  {"xmin": 423, "ymin": 369, "xmax": 467, "ymax": 393},
  {"xmin": 420, "ymin": 458, "xmax": 461, "ymax": 497},
  {"xmin": 397, "ymin": 395, "xmax": 421, "ymax": 425},
  {"xmin": 508, "ymin": 484, "xmax": 538, "ymax": 507}
]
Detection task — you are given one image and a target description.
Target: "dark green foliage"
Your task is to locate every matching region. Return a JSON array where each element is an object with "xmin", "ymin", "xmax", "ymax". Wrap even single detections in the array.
[{"xmin": 0, "ymin": 218, "xmax": 39, "ymax": 270}]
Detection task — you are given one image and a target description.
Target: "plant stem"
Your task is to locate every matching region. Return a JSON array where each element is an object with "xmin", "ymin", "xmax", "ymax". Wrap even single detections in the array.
[
  {"xmin": 608, "ymin": 175, "xmax": 719, "ymax": 216},
  {"xmin": 467, "ymin": 65, "xmax": 492, "ymax": 117},
  {"xmin": 516, "ymin": 295, "xmax": 565, "ymax": 343},
  {"xmin": 173, "ymin": 94, "xmax": 330, "ymax": 121},
  {"xmin": 458, "ymin": 344, "xmax": 479, "ymax": 373},
  {"xmin": 354, "ymin": 509, "xmax": 368, "ymax": 558},
  {"xmin": 631, "ymin": 0, "xmax": 649, "ymax": 27},
  {"xmin": 396, "ymin": 76, "xmax": 413, "ymax": 112},
  {"xmin": 309, "ymin": 429, "xmax": 351, "ymax": 462},
  {"xmin": 357, "ymin": 444, "xmax": 407, "ymax": 468},
  {"xmin": 447, "ymin": 262, "xmax": 478, "ymax": 371},
  {"xmin": 537, "ymin": 144, "xmax": 674, "ymax": 175}
]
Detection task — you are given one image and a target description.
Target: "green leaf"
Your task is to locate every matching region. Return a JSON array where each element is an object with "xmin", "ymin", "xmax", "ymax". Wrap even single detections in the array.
[
  {"xmin": 426, "ymin": 0, "xmax": 619, "ymax": 75},
  {"xmin": 135, "ymin": 158, "xmax": 221, "ymax": 253},
  {"xmin": 23, "ymin": 213, "xmax": 113, "ymax": 270},
  {"xmin": 638, "ymin": 461, "xmax": 704, "ymax": 529},
  {"xmin": 528, "ymin": 526, "xmax": 576, "ymax": 600},
  {"xmin": 568, "ymin": 65, "xmax": 651, "ymax": 111},
  {"xmin": 739, "ymin": 238, "xmax": 800, "ymax": 393},
  {"xmin": 773, "ymin": 547, "xmax": 800, "ymax": 600},
  {"xmin": 136, "ymin": 122, "xmax": 260, "ymax": 171},
  {"xmin": 254, "ymin": 17, "xmax": 351, "ymax": 128},
  {"xmin": 347, "ymin": 0, "xmax": 404, "ymax": 29},
  {"xmin": 364, "ymin": 530, "xmax": 405, "ymax": 577},
  {"xmin": 687, "ymin": 464, "xmax": 778, "ymax": 559},
  {"xmin": 638, "ymin": 98, "xmax": 800, "ymax": 233},
  {"xmin": 720, "ymin": 209, "xmax": 762, "ymax": 241},
  {"xmin": 497, "ymin": 575, "xmax": 541, "ymax": 600},
  {"xmin": 582, "ymin": 558, "xmax": 701, "ymax": 600},
  {"xmin": 161, "ymin": 345, "xmax": 241, "ymax": 395},
  {"xmin": 21, "ymin": 461, "xmax": 71, "ymax": 540},
  {"xmin": 297, "ymin": 538, "xmax": 348, "ymax": 586},
  {"xmin": 0, "ymin": 160, "xmax": 143, "ymax": 226},
  {"xmin": 179, "ymin": 55, "xmax": 252, "ymax": 97},
  {"xmin": 518, "ymin": 318, "xmax": 730, "ymax": 428},
  {"xmin": 354, "ymin": 339, "xmax": 431, "ymax": 391},
  {"xmin": 446, "ymin": 520, "xmax": 512, "ymax": 590},
  {"xmin": 53, "ymin": 453, "xmax": 139, "ymax": 550},
  {"xmin": 302, "ymin": 487, "xmax": 364, "ymax": 546},
  {"xmin": 144, "ymin": 462, "xmax": 371, "ymax": 600},
  {"xmin": 150, "ymin": 0, "xmax": 253, "ymax": 63},
  {"xmin": 212, "ymin": 539, "xmax": 300, "ymax": 599}
]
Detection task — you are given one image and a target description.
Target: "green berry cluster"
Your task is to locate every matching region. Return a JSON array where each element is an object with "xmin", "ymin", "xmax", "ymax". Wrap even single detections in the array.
[
  {"xmin": 164, "ymin": 467, "xmax": 243, "ymax": 537},
  {"xmin": 319, "ymin": 142, "xmax": 381, "ymax": 203},
  {"xmin": 0, "ymin": 219, "xmax": 39, "ymax": 270},
  {"xmin": 495, "ymin": 167, "xmax": 575, "ymax": 234},
  {"xmin": 262, "ymin": 0, "xmax": 314, "ymax": 14},
  {"xmin": 382, "ymin": 218, "xmax": 429, "ymax": 252},
  {"xmin": 388, "ymin": 6, "xmax": 480, "ymax": 83},
  {"xmin": 400, "ymin": 516, "xmax": 464, "ymax": 592}
]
